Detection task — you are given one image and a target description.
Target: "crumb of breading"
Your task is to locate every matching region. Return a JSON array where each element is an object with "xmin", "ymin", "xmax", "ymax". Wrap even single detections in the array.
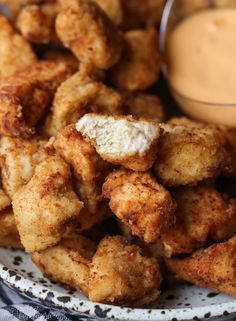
[
  {"xmin": 103, "ymin": 170, "xmax": 176, "ymax": 243},
  {"xmin": 88, "ymin": 236, "xmax": 162, "ymax": 306},
  {"xmin": 12, "ymin": 156, "xmax": 83, "ymax": 253},
  {"xmin": 76, "ymin": 113, "xmax": 162, "ymax": 171}
]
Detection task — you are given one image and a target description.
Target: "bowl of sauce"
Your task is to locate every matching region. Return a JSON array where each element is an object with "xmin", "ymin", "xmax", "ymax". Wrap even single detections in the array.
[{"xmin": 160, "ymin": 0, "xmax": 236, "ymax": 126}]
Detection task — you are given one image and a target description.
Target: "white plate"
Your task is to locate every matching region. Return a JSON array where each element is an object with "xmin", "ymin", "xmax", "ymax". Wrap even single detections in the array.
[{"xmin": 0, "ymin": 248, "xmax": 236, "ymax": 321}]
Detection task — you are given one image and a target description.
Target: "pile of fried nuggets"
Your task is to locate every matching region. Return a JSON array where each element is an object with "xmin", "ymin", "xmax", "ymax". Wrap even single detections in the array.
[{"xmin": 0, "ymin": 0, "xmax": 235, "ymax": 308}]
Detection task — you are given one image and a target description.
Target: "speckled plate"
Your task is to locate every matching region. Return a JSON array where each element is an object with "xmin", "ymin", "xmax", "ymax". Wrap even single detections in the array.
[{"xmin": 0, "ymin": 248, "xmax": 236, "ymax": 321}]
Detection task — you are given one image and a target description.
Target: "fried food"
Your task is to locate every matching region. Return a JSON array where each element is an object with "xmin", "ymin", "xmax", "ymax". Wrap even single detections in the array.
[
  {"xmin": 54, "ymin": 124, "xmax": 110, "ymax": 230},
  {"xmin": 45, "ymin": 72, "xmax": 123, "ymax": 136},
  {"xmin": 0, "ymin": 13, "xmax": 36, "ymax": 82},
  {"xmin": 0, "ymin": 0, "xmax": 42, "ymax": 18},
  {"xmin": 219, "ymin": 126, "xmax": 236, "ymax": 176},
  {"xmin": 154, "ymin": 124, "xmax": 232, "ymax": 186},
  {"xmin": 166, "ymin": 236, "xmax": 236, "ymax": 298},
  {"xmin": 76, "ymin": 113, "xmax": 162, "ymax": 171},
  {"xmin": 32, "ymin": 233, "xmax": 96, "ymax": 294},
  {"xmin": 0, "ymin": 136, "xmax": 48, "ymax": 198},
  {"xmin": 0, "ymin": 188, "xmax": 11, "ymax": 211},
  {"xmin": 103, "ymin": 170, "xmax": 176, "ymax": 243},
  {"xmin": 0, "ymin": 60, "xmax": 76, "ymax": 138},
  {"xmin": 16, "ymin": 2, "xmax": 59, "ymax": 44},
  {"xmin": 12, "ymin": 156, "xmax": 83, "ymax": 253},
  {"xmin": 93, "ymin": 0, "xmax": 123, "ymax": 26},
  {"xmin": 125, "ymin": 92, "xmax": 165, "ymax": 122},
  {"xmin": 88, "ymin": 236, "xmax": 162, "ymax": 305},
  {"xmin": 0, "ymin": 207, "xmax": 22, "ymax": 248},
  {"xmin": 161, "ymin": 185, "xmax": 236, "ymax": 257},
  {"xmin": 111, "ymin": 28, "xmax": 160, "ymax": 91},
  {"xmin": 56, "ymin": 0, "xmax": 123, "ymax": 70}
]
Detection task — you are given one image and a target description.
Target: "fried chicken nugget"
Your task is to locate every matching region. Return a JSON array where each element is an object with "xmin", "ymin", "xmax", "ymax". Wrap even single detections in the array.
[
  {"xmin": 0, "ymin": 0, "xmax": 42, "ymax": 18},
  {"xmin": 76, "ymin": 113, "xmax": 162, "ymax": 171},
  {"xmin": 89, "ymin": 236, "xmax": 162, "ymax": 306},
  {"xmin": 56, "ymin": 0, "xmax": 123, "ymax": 70},
  {"xmin": 54, "ymin": 124, "xmax": 110, "ymax": 230},
  {"xmin": 166, "ymin": 236, "xmax": 236, "ymax": 298},
  {"xmin": 0, "ymin": 136, "xmax": 48, "ymax": 198},
  {"xmin": 32, "ymin": 233, "xmax": 96, "ymax": 294},
  {"xmin": 16, "ymin": 2, "xmax": 59, "ymax": 44},
  {"xmin": 45, "ymin": 71, "xmax": 123, "ymax": 136},
  {"xmin": 12, "ymin": 156, "xmax": 83, "ymax": 252},
  {"xmin": 161, "ymin": 185, "xmax": 236, "ymax": 257},
  {"xmin": 0, "ymin": 207, "xmax": 22, "ymax": 248},
  {"xmin": 154, "ymin": 124, "xmax": 232, "ymax": 186},
  {"xmin": 103, "ymin": 170, "xmax": 176, "ymax": 243},
  {"xmin": 0, "ymin": 60, "xmax": 76, "ymax": 138},
  {"xmin": 93, "ymin": 0, "xmax": 123, "ymax": 26},
  {"xmin": 0, "ymin": 13, "xmax": 36, "ymax": 82},
  {"xmin": 111, "ymin": 28, "xmax": 160, "ymax": 91}
]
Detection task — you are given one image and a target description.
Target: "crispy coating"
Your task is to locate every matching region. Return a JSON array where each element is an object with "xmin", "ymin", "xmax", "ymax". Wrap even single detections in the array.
[
  {"xmin": 0, "ymin": 0, "xmax": 43, "ymax": 17},
  {"xmin": 0, "ymin": 187, "xmax": 11, "ymax": 211},
  {"xmin": 111, "ymin": 28, "xmax": 160, "ymax": 91},
  {"xmin": 166, "ymin": 236, "xmax": 236, "ymax": 298},
  {"xmin": 154, "ymin": 124, "xmax": 232, "ymax": 186},
  {"xmin": 32, "ymin": 233, "xmax": 96, "ymax": 294},
  {"xmin": 0, "ymin": 60, "xmax": 76, "ymax": 138},
  {"xmin": 124, "ymin": 92, "xmax": 165, "ymax": 122},
  {"xmin": 0, "ymin": 136, "xmax": 48, "ymax": 198},
  {"xmin": 12, "ymin": 156, "xmax": 83, "ymax": 252},
  {"xmin": 0, "ymin": 207, "xmax": 22, "ymax": 248},
  {"xmin": 89, "ymin": 236, "xmax": 162, "ymax": 306},
  {"xmin": 161, "ymin": 185, "xmax": 236, "ymax": 257},
  {"xmin": 16, "ymin": 3, "xmax": 59, "ymax": 44},
  {"xmin": 76, "ymin": 113, "xmax": 162, "ymax": 171},
  {"xmin": 93, "ymin": 0, "xmax": 123, "ymax": 26},
  {"xmin": 219, "ymin": 126, "xmax": 236, "ymax": 176},
  {"xmin": 54, "ymin": 124, "xmax": 110, "ymax": 230},
  {"xmin": 56, "ymin": 0, "xmax": 123, "ymax": 70},
  {"xmin": 0, "ymin": 13, "xmax": 36, "ymax": 82},
  {"xmin": 103, "ymin": 170, "xmax": 176, "ymax": 243},
  {"xmin": 45, "ymin": 72, "xmax": 123, "ymax": 136}
]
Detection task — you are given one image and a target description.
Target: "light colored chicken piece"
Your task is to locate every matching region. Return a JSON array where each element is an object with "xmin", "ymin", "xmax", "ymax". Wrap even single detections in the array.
[
  {"xmin": 32, "ymin": 233, "xmax": 96, "ymax": 294},
  {"xmin": 54, "ymin": 124, "xmax": 110, "ymax": 230},
  {"xmin": 0, "ymin": 60, "xmax": 76, "ymax": 138},
  {"xmin": 93, "ymin": 0, "xmax": 123, "ymax": 26},
  {"xmin": 45, "ymin": 72, "xmax": 123, "ymax": 137},
  {"xmin": 12, "ymin": 156, "xmax": 83, "ymax": 253},
  {"xmin": 76, "ymin": 113, "xmax": 162, "ymax": 171},
  {"xmin": 56, "ymin": 0, "xmax": 123, "ymax": 70},
  {"xmin": 16, "ymin": 2, "xmax": 59, "ymax": 44},
  {"xmin": 0, "ymin": 13, "xmax": 36, "ymax": 82},
  {"xmin": 166, "ymin": 236, "xmax": 236, "ymax": 298},
  {"xmin": 89, "ymin": 236, "xmax": 162, "ymax": 306},
  {"xmin": 161, "ymin": 185, "xmax": 236, "ymax": 257},
  {"xmin": 0, "ymin": 207, "xmax": 22, "ymax": 249},
  {"xmin": 154, "ymin": 124, "xmax": 232, "ymax": 186},
  {"xmin": 0, "ymin": 136, "xmax": 48, "ymax": 198},
  {"xmin": 111, "ymin": 28, "xmax": 160, "ymax": 91},
  {"xmin": 0, "ymin": 187, "xmax": 11, "ymax": 211},
  {"xmin": 103, "ymin": 170, "xmax": 176, "ymax": 243}
]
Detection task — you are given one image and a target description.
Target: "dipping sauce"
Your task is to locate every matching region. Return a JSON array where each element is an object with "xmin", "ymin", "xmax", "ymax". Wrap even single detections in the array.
[{"xmin": 166, "ymin": 8, "xmax": 236, "ymax": 126}]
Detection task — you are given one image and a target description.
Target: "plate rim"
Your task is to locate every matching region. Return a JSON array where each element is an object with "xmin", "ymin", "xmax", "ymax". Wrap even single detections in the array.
[{"xmin": 1, "ymin": 261, "xmax": 236, "ymax": 321}]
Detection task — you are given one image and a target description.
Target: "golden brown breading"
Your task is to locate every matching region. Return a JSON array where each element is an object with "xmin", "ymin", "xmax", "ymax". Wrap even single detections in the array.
[
  {"xmin": 76, "ymin": 113, "xmax": 162, "ymax": 171},
  {"xmin": 219, "ymin": 126, "xmax": 236, "ymax": 176},
  {"xmin": 0, "ymin": 0, "xmax": 43, "ymax": 18},
  {"xmin": 32, "ymin": 233, "xmax": 96, "ymax": 294},
  {"xmin": 16, "ymin": 2, "xmax": 59, "ymax": 44},
  {"xmin": 0, "ymin": 60, "xmax": 76, "ymax": 138},
  {"xmin": 161, "ymin": 185, "xmax": 236, "ymax": 257},
  {"xmin": 124, "ymin": 92, "xmax": 165, "ymax": 122},
  {"xmin": 93, "ymin": 0, "xmax": 123, "ymax": 26},
  {"xmin": 154, "ymin": 124, "xmax": 232, "ymax": 186},
  {"xmin": 0, "ymin": 136, "xmax": 48, "ymax": 198},
  {"xmin": 0, "ymin": 13, "xmax": 36, "ymax": 82},
  {"xmin": 122, "ymin": 0, "xmax": 165, "ymax": 30},
  {"xmin": 88, "ymin": 236, "xmax": 162, "ymax": 306},
  {"xmin": 111, "ymin": 28, "xmax": 160, "ymax": 91},
  {"xmin": 53, "ymin": 124, "xmax": 110, "ymax": 230},
  {"xmin": 45, "ymin": 72, "xmax": 123, "ymax": 137},
  {"xmin": 103, "ymin": 170, "xmax": 176, "ymax": 243},
  {"xmin": 12, "ymin": 156, "xmax": 83, "ymax": 253},
  {"xmin": 0, "ymin": 207, "xmax": 22, "ymax": 248},
  {"xmin": 56, "ymin": 0, "xmax": 123, "ymax": 70},
  {"xmin": 0, "ymin": 187, "xmax": 11, "ymax": 211},
  {"xmin": 166, "ymin": 236, "xmax": 236, "ymax": 298}
]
